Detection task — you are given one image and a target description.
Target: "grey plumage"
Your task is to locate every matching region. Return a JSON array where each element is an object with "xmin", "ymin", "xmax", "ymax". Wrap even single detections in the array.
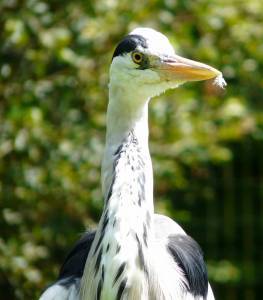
[
  {"xmin": 167, "ymin": 235, "xmax": 208, "ymax": 298},
  {"xmin": 53, "ymin": 215, "xmax": 208, "ymax": 299},
  {"xmin": 58, "ymin": 231, "xmax": 96, "ymax": 280}
]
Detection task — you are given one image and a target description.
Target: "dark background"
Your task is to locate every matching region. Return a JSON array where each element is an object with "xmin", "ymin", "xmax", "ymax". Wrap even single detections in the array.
[{"xmin": 0, "ymin": 0, "xmax": 262, "ymax": 299}]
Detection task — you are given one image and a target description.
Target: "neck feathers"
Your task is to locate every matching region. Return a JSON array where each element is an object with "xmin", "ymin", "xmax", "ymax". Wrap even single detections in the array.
[
  {"xmin": 101, "ymin": 98, "xmax": 150, "ymax": 199},
  {"xmin": 81, "ymin": 130, "xmax": 153, "ymax": 299},
  {"xmin": 106, "ymin": 130, "xmax": 153, "ymax": 211},
  {"xmin": 80, "ymin": 86, "xmax": 155, "ymax": 298}
]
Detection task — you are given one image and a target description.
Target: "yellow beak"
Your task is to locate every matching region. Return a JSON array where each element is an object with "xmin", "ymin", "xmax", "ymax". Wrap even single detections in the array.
[{"xmin": 157, "ymin": 54, "xmax": 222, "ymax": 82}]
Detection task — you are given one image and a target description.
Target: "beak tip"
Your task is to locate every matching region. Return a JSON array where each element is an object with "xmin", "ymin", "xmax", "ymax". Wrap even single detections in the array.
[{"xmin": 212, "ymin": 72, "xmax": 227, "ymax": 89}]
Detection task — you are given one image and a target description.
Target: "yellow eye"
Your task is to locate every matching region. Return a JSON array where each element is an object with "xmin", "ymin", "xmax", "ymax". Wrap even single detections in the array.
[{"xmin": 132, "ymin": 52, "xmax": 143, "ymax": 64}]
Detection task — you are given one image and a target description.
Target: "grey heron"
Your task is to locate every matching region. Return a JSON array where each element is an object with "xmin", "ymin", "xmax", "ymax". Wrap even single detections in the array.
[{"xmin": 40, "ymin": 27, "xmax": 226, "ymax": 300}]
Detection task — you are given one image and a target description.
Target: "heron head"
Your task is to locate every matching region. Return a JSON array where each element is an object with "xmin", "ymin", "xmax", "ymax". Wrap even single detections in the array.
[{"xmin": 110, "ymin": 27, "xmax": 225, "ymax": 100}]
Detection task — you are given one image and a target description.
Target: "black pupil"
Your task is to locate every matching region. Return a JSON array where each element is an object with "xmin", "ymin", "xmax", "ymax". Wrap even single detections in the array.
[{"xmin": 135, "ymin": 54, "xmax": 141, "ymax": 61}]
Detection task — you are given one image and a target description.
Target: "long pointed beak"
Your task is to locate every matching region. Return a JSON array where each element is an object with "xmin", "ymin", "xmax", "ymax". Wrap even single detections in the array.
[{"xmin": 157, "ymin": 54, "xmax": 222, "ymax": 82}]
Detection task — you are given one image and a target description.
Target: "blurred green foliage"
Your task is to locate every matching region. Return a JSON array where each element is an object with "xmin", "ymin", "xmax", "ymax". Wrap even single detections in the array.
[{"xmin": 0, "ymin": 0, "xmax": 262, "ymax": 299}]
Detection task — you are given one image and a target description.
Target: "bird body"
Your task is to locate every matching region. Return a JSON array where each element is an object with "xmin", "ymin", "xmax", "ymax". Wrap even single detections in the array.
[{"xmin": 40, "ymin": 27, "xmax": 225, "ymax": 300}]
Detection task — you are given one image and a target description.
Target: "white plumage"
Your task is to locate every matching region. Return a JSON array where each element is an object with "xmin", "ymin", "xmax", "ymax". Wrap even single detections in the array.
[{"xmin": 40, "ymin": 27, "xmax": 225, "ymax": 300}]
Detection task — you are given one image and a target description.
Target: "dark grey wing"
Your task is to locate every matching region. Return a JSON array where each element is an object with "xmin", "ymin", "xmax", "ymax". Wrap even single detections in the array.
[
  {"xmin": 39, "ymin": 231, "xmax": 96, "ymax": 300},
  {"xmin": 59, "ymin": 230, "xmax": 96, "ymax": 280},
  {"xmin": 154, "ymin": 214, "xmax": 210, "ymax": 299},
  {"xmin": 167, "ymin": 234, "xmax": 208, "ymax": 298}
]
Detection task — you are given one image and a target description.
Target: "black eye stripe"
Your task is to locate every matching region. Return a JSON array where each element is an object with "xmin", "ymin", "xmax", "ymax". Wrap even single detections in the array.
[{"xmin": 112, "ymin": 35, "xmax": 148, "ymax": 60}]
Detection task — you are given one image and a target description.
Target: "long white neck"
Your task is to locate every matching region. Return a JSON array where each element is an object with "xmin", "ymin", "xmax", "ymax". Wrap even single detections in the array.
[
  {"xmin": 101, "ymin": 83, "xmax": 153, "ymax": 213},
  {"xmin": 80, "ymin": 81, "xmax": 155, "ymax": 299}
]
